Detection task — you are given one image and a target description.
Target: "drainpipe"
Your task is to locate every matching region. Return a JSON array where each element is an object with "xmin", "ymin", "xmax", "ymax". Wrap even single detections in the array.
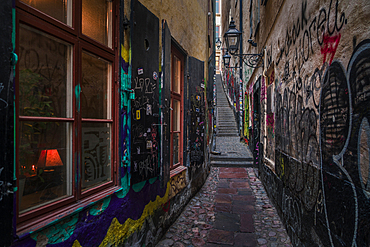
[{"xmin": 239, "ymin": 0, "xmax": 243, "ymax": 138}]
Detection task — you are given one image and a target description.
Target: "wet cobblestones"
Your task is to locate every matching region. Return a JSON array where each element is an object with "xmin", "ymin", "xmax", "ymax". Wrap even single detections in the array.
[{"xmin": 156, "ymin": 167, "xmax": 292, "ymax": 246}]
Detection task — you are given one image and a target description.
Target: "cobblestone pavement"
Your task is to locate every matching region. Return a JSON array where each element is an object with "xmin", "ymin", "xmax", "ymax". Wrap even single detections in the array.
[
  {"xmin": 156, "ymin": 166, "xmax": 292, "ymax": 247},
  {"xmin": 215, "ymin": 136, "xmax": 253, "ymax": 157}
]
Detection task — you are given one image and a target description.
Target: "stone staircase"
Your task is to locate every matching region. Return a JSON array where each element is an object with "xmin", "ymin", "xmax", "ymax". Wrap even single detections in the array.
[{"xmin": 211, "ymin": 74, "xmax": 253, "ymax": 167}]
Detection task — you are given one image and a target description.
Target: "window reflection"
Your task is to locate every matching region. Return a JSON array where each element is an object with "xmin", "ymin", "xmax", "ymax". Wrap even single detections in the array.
[
  {"xmin": 81, "ymin": 51, "xmax": 112, "ymax": 119},
  {"xmin": 19, "ymin": 24, "xmax": 73, "ymax": 118},
  {"xmin": 21, "ymin": 0, "xmax": 72, "ymax": 26},
  {"xmin": 82, "ymin": 0, "xmax": 112, "ymax": 47},
  {"xmin": 18, "ymin": 121, "xmax": 72, "ymax": 213}
]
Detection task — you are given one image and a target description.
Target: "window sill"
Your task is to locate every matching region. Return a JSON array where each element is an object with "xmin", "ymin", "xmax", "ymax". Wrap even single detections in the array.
[
  {"xmin": 17, "ymin": 186, "xmax": 122, "ymax": 238},
  {"xmin": 170, "ymin": 165, "xmax": 187, "ymax": 178}
]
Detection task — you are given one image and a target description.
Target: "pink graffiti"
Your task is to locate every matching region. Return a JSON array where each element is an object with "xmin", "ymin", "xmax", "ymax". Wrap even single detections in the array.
[
  {"xmin": 266, "ymin": 113, "xmax": 275, "ymax": 127},
  {"xmin": 269, "ymin": 70, "xmax": 275, "ymax": 86},
  {"xmin": 321, "ymin": 33, "xmax": 341, "ymax": 65},
  {"xmin": 261, "ymin": 76, "xmax": 266, "ymax": 102}
]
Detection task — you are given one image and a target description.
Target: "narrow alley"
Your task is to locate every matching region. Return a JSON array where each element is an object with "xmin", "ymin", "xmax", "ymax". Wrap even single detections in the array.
[
  {"xmin": 3, "ymin": 0, "xmax": 370, "ymax": 246},
  {"xmin": 156, "ymin": 76, "xmax": 292, "ymax": 246}
]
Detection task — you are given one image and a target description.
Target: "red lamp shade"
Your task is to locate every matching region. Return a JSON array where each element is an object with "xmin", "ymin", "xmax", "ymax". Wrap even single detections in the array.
[{"xmin": 37, "ymin": 149, "xmax": 63, "ymax": 168}]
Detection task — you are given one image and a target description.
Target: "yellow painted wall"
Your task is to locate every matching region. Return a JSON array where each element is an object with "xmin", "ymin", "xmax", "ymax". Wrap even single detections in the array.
[{"xmin": 124, "ymin": 0, "xmax": 210, "ymax": 78}]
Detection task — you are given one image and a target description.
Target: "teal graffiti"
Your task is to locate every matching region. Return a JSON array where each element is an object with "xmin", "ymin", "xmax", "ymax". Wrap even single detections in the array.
[
  {"xmin": 75, "ymin": 85, "xmax": 81, "ymax": 112},
  {"xmin": 132, "ymin": 180, "xmax": 147, "ymax": 192},
  {"xmin": 89, "ymin": 197, "xmax": 111, "ymax": 216},
  {"xmin": 30, "ymin": 214, "xmax": 79, "ymax": 244},
  {"xmin": 117, "ymin": 173, "xmax": 130, "ymax": 198},
  {"xmin": 149, "ymin": 176, "xmax": 157, "ymax": 184}
]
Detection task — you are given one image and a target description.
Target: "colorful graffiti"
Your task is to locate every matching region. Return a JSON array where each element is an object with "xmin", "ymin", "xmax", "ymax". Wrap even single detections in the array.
[
  {"xmin": 244, "ymin": 93, "xmax": 250, "ymax": 139},
  {"xmin": 14, "ymin": 179, "xmax": 169, "ymax": 246},
  {"xmin": 260, "ymin": 0, "xmax": 370, "ymax": 245}
]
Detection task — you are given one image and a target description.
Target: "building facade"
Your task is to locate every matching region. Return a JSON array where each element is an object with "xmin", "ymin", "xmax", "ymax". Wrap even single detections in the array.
[
  {"xmin": 0, "ymin": 0, "xmax": 215, "ymax": 246},
  {"xmin": 222, "ymin": 0, "xmax": 370, "ymax": 246}
]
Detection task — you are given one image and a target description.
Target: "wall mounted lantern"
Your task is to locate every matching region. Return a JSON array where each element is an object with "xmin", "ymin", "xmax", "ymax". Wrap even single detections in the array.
[
  {"xmin": 224, "ymin": 18, "xmax": 263, "ymax": 68},
  {"xmin": 216, "ymin": 38, "xmax": 222, "ymax": 49},
  {"xmin": 222, "ymin": 50, "xmax": 231, "ymax": 67},
  {"xmin": 223, "ymin": 18, "xmax": 242, "ymax": 55}
]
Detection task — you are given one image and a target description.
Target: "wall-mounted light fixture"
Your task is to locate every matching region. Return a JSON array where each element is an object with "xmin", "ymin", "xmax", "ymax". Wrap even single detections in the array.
[
  {"xmin": 224, "ymin": 18, "xmax": 263, "ymax": 68},
  {"xmin": 216, "ymin": 38, "xmax": 222, "ymax": 49},
  {"xmin": 222, "ymin": 50, "xmax": 231, "ymax": 67}
]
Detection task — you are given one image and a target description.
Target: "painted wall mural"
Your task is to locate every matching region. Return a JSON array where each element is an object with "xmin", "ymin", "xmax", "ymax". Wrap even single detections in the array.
[
  {"xmin": 258, "ymin": 0, "xmax": 370, "ymax": 246},
  {"xmin": 15, "ymin": 178, "xmax": 168, "ymax": 247}
]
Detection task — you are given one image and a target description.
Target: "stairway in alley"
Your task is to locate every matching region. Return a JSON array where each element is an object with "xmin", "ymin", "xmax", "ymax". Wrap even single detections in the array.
[{"xmin": 210, "ymin": 74, "xmax": 253, "ymax": 167}]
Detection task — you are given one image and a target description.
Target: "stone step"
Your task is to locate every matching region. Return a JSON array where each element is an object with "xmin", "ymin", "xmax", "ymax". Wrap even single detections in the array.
[
  {"xmin": 218, "ymin": 128, "xmax": 238, "ymax": 131},
  {"xmin": 217, "ymin": 126, "xmax": 238, "ymax": 129},
  {"xmin": 210, "ymin": 160, "xmax": 254, "ymax": 167},
  {"xmin": 216, "ymin": 133, "xmax": 240, "ymax": 137},
  {"xmin": 210, "ymin": 155, "xmax": 253, "ymax": 162},
  {"xmin": 218, "ymin": 121, "xmax": 237, "ymax": 124},
  {"xmin": 218, "ymin": 131, "xmax": 239, "ymax": 134}
]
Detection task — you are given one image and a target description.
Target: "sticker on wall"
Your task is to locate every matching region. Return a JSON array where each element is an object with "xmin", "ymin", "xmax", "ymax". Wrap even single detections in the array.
[
  {"xmin": 146, "ymin": 104, "xmax": 152, "ymax": 115},
  {"xmin": 153, "ymin": 71, "xmax": 158, "ymax": 80},
  {"xmin": 136, "ymin": 110, "xmax": 141, "ymax": 120},
  {"xmin": 138, "ymin": 68, "xmax": 144, "ymax": 75},
  {"xmin": 196, "ymin": 95, "xmax": 200, "ymax": 101},
  {"xmin": 196, "ymin": 108, "xmax": 200, "ymax": 112},
  {"xmin": 146, "ymin": 140, "xmax": 152, "ymax": 149},
  {"xmin": 201, "ymin": 83, "xmax": 205, "ymax": 88}
]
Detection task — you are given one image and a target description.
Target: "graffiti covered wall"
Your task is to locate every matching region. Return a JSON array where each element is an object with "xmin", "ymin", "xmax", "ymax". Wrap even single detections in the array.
[
  {"xmin": 12, "ymin": 0, "xmax": 211, "ymax": 246},
  {"xmin": 256, "ymin": 0, "xmax": 370, "ymax": 246}
]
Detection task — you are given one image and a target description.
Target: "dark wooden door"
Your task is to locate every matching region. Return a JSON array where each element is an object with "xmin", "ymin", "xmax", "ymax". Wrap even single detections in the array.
[{"xmin": 130, "ymin": 0, "xmax": 160, "ymax": 184}]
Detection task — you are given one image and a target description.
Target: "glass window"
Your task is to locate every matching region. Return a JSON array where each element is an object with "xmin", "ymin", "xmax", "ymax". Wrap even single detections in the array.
[
  {"xmin": 19, "ymin": 25, "xmax": 72, "ymax": 118},
  {"xmin": 18, "ymin": 24, "xmax": 73, "ymax": 213},
  {"xmin": 172, "ymin": 100, "xmax": 180, "ymax": 132},
  {"xmin": 81, "ymin": 51, "xmax": 112, "ymax": 119},
  {"xmin": 17, "ymin": 0, "xmax": 117, "ymax": 227},
  {"xmin": 21, "ymin": 0, "xmax": 72, "ymax": 26},
  {"xmin": 82, "ymin": 0, "xmax": 113, "ymax": 48},
  {"xmin": 170, "ymin": 47, "xmax": 183, "ymax": 170},
  {"xmin": 82, "ymin": 123, "xmax": 111, "ymax": 190},
  {"xmin": 18, "ymin": 121, "xmax": 72, "ymax": 213},
  {"xmin": 216, "ymin": 0, "xmax": 220, "ymax": 14},
  {"xmin": 172, "ymin": 55, "xmax": 181, "ymax": 94}
]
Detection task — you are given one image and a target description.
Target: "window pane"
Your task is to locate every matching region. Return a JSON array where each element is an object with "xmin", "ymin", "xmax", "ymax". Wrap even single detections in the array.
[
  {"xmin": 82, "ymin": 0, "xmax": 112, "ymax": 48},
  {"xmin": 21, "ymin": 0, "xmax": 72, "ymax": 26},
  {"xmin": 82, "ymin": 123, "xmax": 111, "ymax": 190},
  {"xmin": 173, "ymin": 133, "xmax": 180, "ymax": 165},
  {"xmin": 19, "ymin": 24, "xmax": 73, "ymax": 118},
  {"xmin": 18, "ymin": 121, "xmax": 72, "ymax": 213},
  {"xmin": 81, "ymin": 51, "xmax": 112, "ymax": 119},
  {"xmin": 172, "ymin": 55, "xmax": 181, "ymax": 94},
  {"xmin": 173, "ymin": 100, "xmax": 180, "ymax": 131}
]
